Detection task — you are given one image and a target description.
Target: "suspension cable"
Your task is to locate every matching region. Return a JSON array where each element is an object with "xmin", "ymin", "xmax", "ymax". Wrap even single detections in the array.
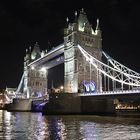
[
  {"xmin": 78, "ymin": 45, "xmax": 140, "ymax": 87},
  {"xmin": 102, "ymin": 51, "xmax": 140, "ymax": 78}
]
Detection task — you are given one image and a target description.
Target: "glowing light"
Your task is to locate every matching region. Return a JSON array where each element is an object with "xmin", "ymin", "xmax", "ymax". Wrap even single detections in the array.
[
  {"xmin": 78, "ymin": 21, "xmax": 85, "ymax": 32},
  {"xmin": 78, "ymin": 26, "xmax": 84, "ymax": 32},
  {"xmin": 41, "ymin": 51, "xmax": 45, "ymax": 57},
  {"xmin": 0, "ymin": 99, "xmax": 2, "ymax": 104},
  {"xmin": 40, "ymin": 67, "xmax": 46, "ymax": 72},
  {"xmin": 31, "ymin": 66, "xmax": 34, "ymax": 70},
  {"xmin": 31, "ymin": 52, "xmax": 36, "ymax": 60},
  {"xmin": 60, "ymin": 86, "xmax": 64, "ymax": 90},
  {"xmin": 90, "ymin": 57, "xmax": 93, "ymax": 63},
  {"xmin": 86, "ymin": 57, "xmax": 89, "ymax": 61},
  {"xmin": 75, "ymin": 11, "xmax": 77, "ymax": 17}
]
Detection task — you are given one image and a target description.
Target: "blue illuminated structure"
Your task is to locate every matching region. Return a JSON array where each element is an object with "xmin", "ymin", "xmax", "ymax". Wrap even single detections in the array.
[
  {"xmin": 82, "ymin": 80, "xmax": 96, "ymax": 93},
  {"xmin": 31, "ymin": 100, "xmax": 48, "ymax": 112}
]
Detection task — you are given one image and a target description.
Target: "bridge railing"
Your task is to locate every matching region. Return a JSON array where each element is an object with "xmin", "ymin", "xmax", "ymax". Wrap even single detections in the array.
[{"xmin": 78, "ymin": 89, "xmax": 140, "ymax": 96}]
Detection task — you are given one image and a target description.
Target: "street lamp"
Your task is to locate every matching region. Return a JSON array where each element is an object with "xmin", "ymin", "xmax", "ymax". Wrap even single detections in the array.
[{"xmin": 60, "ymin": 86, "xmax": 64, "ymax": 93}]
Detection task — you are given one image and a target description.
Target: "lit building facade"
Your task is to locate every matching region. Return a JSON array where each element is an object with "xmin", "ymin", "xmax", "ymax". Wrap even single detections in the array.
[
  {"xmin": 24, "ymin": 42, "xmax": 47, "ymax": 98},
  {"xmin": 64, "ymin": 9, "xmax": 102, "ymax": 93}
]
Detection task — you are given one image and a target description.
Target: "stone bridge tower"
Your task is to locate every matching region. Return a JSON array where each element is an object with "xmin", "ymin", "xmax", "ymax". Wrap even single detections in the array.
[
  {"xmin": 23, "ymin": 42, "xmax": 47, "ymax": 98},
  {"xmin": 64, "ymin": 9, "xmax": 102, "ymax": 93}
]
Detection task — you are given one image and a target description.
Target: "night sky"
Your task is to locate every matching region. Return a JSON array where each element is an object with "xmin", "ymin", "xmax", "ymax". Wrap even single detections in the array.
[{"xmin": 0, "ymin": 0, "xmax": 140, "ymax": 89}]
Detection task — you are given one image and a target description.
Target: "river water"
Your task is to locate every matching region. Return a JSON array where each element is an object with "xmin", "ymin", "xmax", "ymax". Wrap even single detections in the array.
[{"xmin": 0, "ymin": 110, "xmax": 140, "ymax": 140}]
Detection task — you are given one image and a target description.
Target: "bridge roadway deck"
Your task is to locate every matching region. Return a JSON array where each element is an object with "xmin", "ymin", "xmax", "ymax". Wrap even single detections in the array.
[
  {"xmin": 78, "ymin": 90, "xmax": 140, "ymax": 99},
  {"xmin": 28, "ymin": 44, "xmax": 64, "ymax": 68}
]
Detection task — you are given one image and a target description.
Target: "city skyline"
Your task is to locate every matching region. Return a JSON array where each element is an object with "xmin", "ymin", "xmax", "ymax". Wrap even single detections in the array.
[{"xmin": 0, "ymin": 0, "xmax": 140, "ymax": 89}]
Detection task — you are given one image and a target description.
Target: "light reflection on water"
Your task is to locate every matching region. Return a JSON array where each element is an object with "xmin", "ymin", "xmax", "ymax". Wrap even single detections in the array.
[{"xmin": 0, "ymin": 110, "xmax": 140, "ymax": 139}]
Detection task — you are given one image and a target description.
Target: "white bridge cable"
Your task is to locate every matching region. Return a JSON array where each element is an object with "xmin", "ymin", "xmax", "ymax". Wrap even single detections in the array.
[
  {"xmin": 16, "ymin": 72, "xmax": 24, "ymax": 94},
  {"xmin": 102, "ymin": 51, "xmax": 140, "ymax": 78},
  {"xmin": 77, "ymin": 45, "xmax": 140, "ymax": 87}
]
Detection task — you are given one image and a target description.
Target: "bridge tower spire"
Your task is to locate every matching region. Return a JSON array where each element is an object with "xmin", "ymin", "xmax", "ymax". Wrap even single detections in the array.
[{"xmin": 64, "ymin": 9, "xmax": 102, "ymax": 93}]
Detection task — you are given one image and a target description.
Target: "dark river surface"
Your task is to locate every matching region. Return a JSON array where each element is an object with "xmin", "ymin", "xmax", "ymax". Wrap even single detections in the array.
[{"xmin": 0, "ymin": 110, "xmax": 140, "ymax": 140}]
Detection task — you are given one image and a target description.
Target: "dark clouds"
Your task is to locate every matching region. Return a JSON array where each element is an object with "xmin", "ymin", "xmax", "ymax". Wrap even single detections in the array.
[{"xmin": 0, "ymin": 0, "xmax": 140, "ymax": 88}]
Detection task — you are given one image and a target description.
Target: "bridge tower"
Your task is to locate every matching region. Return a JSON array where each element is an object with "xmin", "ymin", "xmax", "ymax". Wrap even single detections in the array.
[
  {"xmin": 64, "ymin": 9, "xmax": 102, "ymax": 93},
  {"xmin": 23, "ymin": 42, "xmax": 47, "ymax": 98}
]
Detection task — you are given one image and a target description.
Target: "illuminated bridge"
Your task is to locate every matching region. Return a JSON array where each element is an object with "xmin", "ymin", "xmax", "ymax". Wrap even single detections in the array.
[{"xmin": 15, "ymin": 9, "xmax": 140, "ymax": 101}]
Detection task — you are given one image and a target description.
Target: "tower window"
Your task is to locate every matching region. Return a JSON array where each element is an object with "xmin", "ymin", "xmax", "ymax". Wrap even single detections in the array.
[{"xmin": 36, "ymin": 81, "xmax": 39, "ymax": 86}]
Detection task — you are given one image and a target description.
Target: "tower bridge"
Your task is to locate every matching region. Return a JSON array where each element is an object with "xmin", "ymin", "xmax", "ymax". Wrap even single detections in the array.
[
  {"xmin": 16, "ymin": 9, "xmax": 140, "ymax": 101},
  {"xmin": 5, "ymin": 9, "xmax": 140, "ymax": 113}
]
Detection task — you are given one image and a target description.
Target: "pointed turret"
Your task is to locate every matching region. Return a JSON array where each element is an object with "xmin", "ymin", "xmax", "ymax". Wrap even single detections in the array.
[
  {"xmin": 64, "ymin": 17, "xmax": 69, "ymax": 35},
  {"xmin": 73, "ymin": 11, "xmax": 78, "ymax": 23},
  {"xmin": 24, "ymin": 48, "xmax": 30, "ymax": 61},
  {"xmin": 24, "ymin": 47, "xmax": 31, "ymax": 68},
  {"xmin": 96, "ymin": 18, "xmax": 100, "ymax": 30},
  {"xmin": 78, "ymin": 8, "xmax": 88, "ymax": 32},
  {"xmin": 75, "ymin": 11, "xmax": 78, "ymax": 17},
  {"xmin": 66, "ymin": 17, "xmax": 69, "ymax": 23},
  {"xmin": 95, "ymin": 18, "xmax": 101, "ymax": 36},
  {"xmin": 31, "ymin": 42, "xmax": 41, "ymax": 60},
  {"xmin": 66, "ymin": 17, "xmax": 69, "ymax": 28},
  {"xmin": 29, "ymin": 46, "xmax": 32, "ymax": 53}
]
